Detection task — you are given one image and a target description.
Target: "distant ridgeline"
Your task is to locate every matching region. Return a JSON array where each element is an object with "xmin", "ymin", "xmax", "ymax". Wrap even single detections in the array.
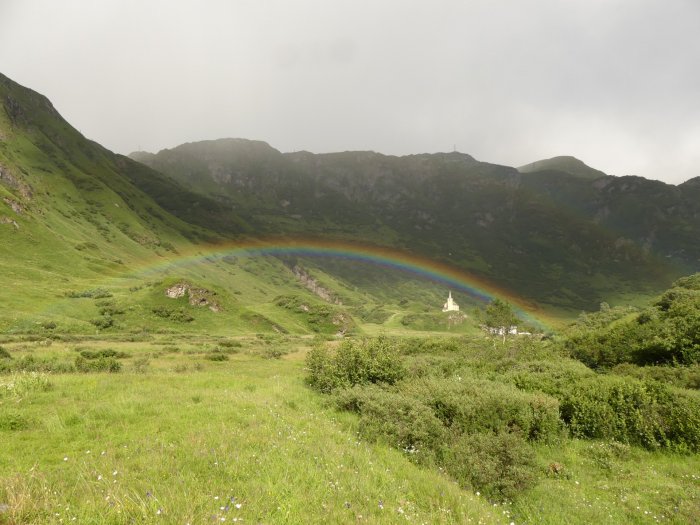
[{"xmin": 130, "ymin": 139, "xmax": 700, "ymax": 311}]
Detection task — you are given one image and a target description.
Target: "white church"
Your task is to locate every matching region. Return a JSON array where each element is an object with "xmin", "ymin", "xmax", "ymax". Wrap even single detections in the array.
[{"xmin": 442, "ymin": 291, "xmax": 460, "ymax": 312}]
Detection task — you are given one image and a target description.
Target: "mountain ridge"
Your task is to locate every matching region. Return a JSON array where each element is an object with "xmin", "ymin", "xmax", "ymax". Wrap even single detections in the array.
[
  {"xmin": 2, "ymin": 69, "xmax": 698, "ymax": 326},
  {"xmin": 128, "ymin": 137, "xmax": 700, "ymax": 311}
]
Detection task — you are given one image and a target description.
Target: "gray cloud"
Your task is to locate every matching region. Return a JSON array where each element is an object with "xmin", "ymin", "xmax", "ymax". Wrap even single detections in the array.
[{"xmin": 1, "ymin": 0, "xmax": 699, "ymax": 183}]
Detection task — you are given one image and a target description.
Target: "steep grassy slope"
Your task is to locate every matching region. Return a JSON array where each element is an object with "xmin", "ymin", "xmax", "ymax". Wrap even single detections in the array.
[
  {"xmin": 0, "ymin": 73, "xmax": 520, "ymax": 335},
  {"xmin": 0, "ymin": 74, "xmax": 389, "ymax": 335},
  {"xmin": 131, "ymin": 139, "xmax": 699, "ymax": 311}
]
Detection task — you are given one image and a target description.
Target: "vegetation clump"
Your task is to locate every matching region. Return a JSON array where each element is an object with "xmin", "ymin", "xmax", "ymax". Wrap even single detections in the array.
[
  {"xmin": 308, "ymin": 308, "xmax": 700, "ymax": 503},
  {"xmin": 306, "ymin": 337, "xmax": 405, "ymax": 393},
  {"xmin": 151, "ymin": 306, "xmax": 194, "ymax": 323},
  {"xmin": 560, "ymin": 375, "xmax": 700, "ymax": 451},
  {"xmin": 66, "ymin": 288, "xmax": 113, "ymax": 299},
  {"xmin": 78, "ymin": 348, "xmax": 130, "ymax": 359},
  {"xmin": 0, "ymin": 371, "xmax": 52, "ymax": 398},
  {"xmin": 204, "ymin": 350, "xmax": 229, "ymax": 361},
  {"xmin": 445, "ymin": 431, "xmax": 539, "ymax": 500},
  {"xmin": 74, "ymin": 355, "xmax": 122, "ymax": 373},
  {"xmin": 563, "ymin": 274, "xmax": 700, "ymax": 368}
]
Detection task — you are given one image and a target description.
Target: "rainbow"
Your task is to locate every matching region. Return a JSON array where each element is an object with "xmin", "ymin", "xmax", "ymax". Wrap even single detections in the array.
[{"xmin": 124, "ymin": 237, "xmax": 549, "ymax": 328}]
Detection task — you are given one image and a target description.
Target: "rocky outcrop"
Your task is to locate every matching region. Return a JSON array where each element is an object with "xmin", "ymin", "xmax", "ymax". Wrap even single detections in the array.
[
  {"xmin": 165, "ymin": 282, "xmax": 221, "ymax": 312},
  {"xmin": 291, "ymin": 265, "xmax": 342, "ymax": 305},
  {"xmin": 0, "ymin": 164, "xmax": 32, "ymax": 199},
  {"xmin": 3, "ymin": 197, "xmax": 23, "ymax": 214},
  {"xmin": 0, "ymin": 216, "xmax": 19, "ymax": 229}
]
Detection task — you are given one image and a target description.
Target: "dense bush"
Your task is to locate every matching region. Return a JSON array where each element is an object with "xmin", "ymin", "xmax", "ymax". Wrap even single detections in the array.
[
  {"xmin": 560, "ymin": 375, "xmax": 700, "ymax": 451},
  {"xmin": 502, "ymin": 359, "xmax": 595, "ymax": 397},
  {"xmin": 152, "ymin": 306, "xmax": 194, "ymax": 323},
  {"xmin": 0, "ymin": 346, "xmax": 11, "ymax": 359},
  {"xmin": 74, "ymin": 355, "xmax": 122, "ymax": 373},
  {"xmin": 204, "ymin": 351, "xmax": 229, "ymax": 361},
  {"xmin": 306, "ymin": 337, "xmax": 405, "ymax": 393},
  {"xmin": 307, "ymin": 331, "xmax": 700, "ymax": 502},
  {"xmin": 90, "ymin": 315, "xmax": 114, "ymax": 329},
  {"xmin": 399, "ymin": 377, "xmax": 562, "ymax": 442},
  {"xmin": 444, "ymin": 432, "xmax": 538, "ymax": 500},
  {"xmin": 0, "ymin": 355, "xmax": 75, "ymax": 374},
  {"xmin": 334, "ymin": 385, "xmax": 446, "ymax": 464},
  {"xmin": 219, "ymin": 340, "xmax": 242, "ymax": 348},
  {"xmin": 96, "ymin": 300, "xmax": 125, "ymax": 316},
  {"xmin": 79, "ymin": 348, "xmax": 130, "ymax": 359},
  {"xmin": 611, "ymin": 362, "xmax": 700, "ymax": 390},
  {"xmin": 564, "ymin": 274, "xmax": 700, "ymax": 368}
]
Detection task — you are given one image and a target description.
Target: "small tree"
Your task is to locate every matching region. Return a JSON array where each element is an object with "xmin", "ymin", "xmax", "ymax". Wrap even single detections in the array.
[{"xmin": 485, "ymin": 299, "xmax": 519, "ymax": 342}]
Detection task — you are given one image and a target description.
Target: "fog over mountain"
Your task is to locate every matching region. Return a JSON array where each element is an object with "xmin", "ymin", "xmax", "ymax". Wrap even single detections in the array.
[{"xmin": 1, "ymin": 0, "xmax": 700, "ymax": 184}]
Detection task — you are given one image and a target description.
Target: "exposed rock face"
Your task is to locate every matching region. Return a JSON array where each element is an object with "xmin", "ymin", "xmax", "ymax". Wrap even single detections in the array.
[
  {"xmin": 165, "ymin": 282, "xmax": 221, "ymax": 312},
  {"xmin": 0, "ymin": 164, "xmax": 32, "ymax": 199},
  {"xmin": 165, "ymin": 283, "xmax": 188, "ymax": 299},
  {"xmin": 291, "ymin": 265, "xmax": 342, "ymax": 304},
  {"xmin": 332, "ymin": 312, "xmax": 352, "ymax": 336},
  {"xmin": 0, "ymin": 216, "xmax": 19, "ymax": 229},
  {"xmin": 3, "ymin": 197, "xmax": 23, "ymax": 214}
]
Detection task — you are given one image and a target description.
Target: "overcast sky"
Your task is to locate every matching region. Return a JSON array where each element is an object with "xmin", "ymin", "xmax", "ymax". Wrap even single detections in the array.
[{"xmin": 2, "ymin": 0, "xmax": 699, "ymax": 183}]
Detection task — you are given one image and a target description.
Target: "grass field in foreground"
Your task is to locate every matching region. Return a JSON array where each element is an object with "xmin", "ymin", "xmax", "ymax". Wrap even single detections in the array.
[
  {"xmin": 1, "ymin": 335, "xmax": 699, "ymax": 524},
  {"xmin": 0, "ymin": 336, "xmax": 501, "ymax": 524}
]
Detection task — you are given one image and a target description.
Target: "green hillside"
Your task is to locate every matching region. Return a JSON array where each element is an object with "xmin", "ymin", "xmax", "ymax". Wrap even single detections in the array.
[{"xmin": 1, "ymin": 74, "xmax": 485, "ymax": 336}]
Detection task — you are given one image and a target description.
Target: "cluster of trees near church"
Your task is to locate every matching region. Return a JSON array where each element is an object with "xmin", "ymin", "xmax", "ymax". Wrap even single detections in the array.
[{"xmin": 306, "ymin": 274, "xmax": 700, "ymax": 501}]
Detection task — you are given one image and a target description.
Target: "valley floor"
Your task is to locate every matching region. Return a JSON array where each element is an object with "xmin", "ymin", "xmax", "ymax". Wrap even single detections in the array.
[
  {"xmin": 1, "ymin": 334, "xmax": 699, "ymax": 524},
  {"xmin": 1, "ymin": 335, "xmax": 501, "ymax": 524}
]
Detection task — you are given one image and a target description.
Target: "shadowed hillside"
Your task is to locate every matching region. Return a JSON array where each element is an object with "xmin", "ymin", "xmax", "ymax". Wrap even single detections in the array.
[{"xmin": 130, "ymin": 139, "xmax": 700, "ymax": 311}]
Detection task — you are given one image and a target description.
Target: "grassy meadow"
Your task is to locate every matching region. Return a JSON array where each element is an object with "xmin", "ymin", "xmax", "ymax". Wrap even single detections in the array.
[
  {"xmin": 2, "ymin": 330, "xmax": 699, "ymax": 524},
  {"xmin": 1, "ymin": 334, "xmax": 503, "ymax": 524}
]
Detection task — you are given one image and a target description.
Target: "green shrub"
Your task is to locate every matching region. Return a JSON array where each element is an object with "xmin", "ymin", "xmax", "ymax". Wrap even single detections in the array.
[
  {"xmin": 399, "ymin": 377, "xmax": 563, "ymax": 442},
  {"xmin": 444, "ymin": 432, "xmax": 538, "ymax": 501},
  {"xmin": 90, "ymin": 315, "xmax": 114, "ymax": 329},
  {"xmin": 407, "ymin": 337, "xmax": 464, "ymax": 354},
  {"xmin": 205, "ymin": 345, "xmax": 240, "ymax": 356},
  {"xmin": 219, "ymin": 340, "xmax": 242, "ymax": 348},
  {"xmin": 503, "ymin": 359, "xmax": 595, "ymax": 397},
  {"xmin": 306, "ymin": 337, "xmax": 405, "ymax": 393},
  {"xmin": 79, "ymin": 349, "xmax": 130, "ymax": 359},
  {"xmin": 0, "ymin": 346, "xmax": 11, "ymax": 359},
  {"xmin": 560, "ymin": 375, "xmax": 700, "ymax": 451},
  {"xmin": 262, "ymin": 347, "xmax": 285, "ymax": 359},
  {"xmin": 97, "ymin": 304, "xmax": 125, "ymax": 316},
  {"xmin": 152, "ymin": 306, "xmax": 194, "ymax": 323},
  {"xmin": 171, "ymin": 308, "xmax": 195, "ymax": 323},
  {"xmin": 74, "ymin": 355, "xmax": 122, "ymax": 373},
  {"xmin": 0, "ymin": 355, "xmax": 74, "ymax": 374},
  {"xmin": 564, "ymin": 277, "xmax": 700, "ymax": 368},
  {"xmin": 611, "ymin": 363, "xmax": 700, "ymax": 391},
  {"xmin": 205, "ymin": 351, "xmax": 229, "ymax": 361},
  {"xmin": 335, "ymin": 385, "xmax": 446, "ymax": 464}
]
